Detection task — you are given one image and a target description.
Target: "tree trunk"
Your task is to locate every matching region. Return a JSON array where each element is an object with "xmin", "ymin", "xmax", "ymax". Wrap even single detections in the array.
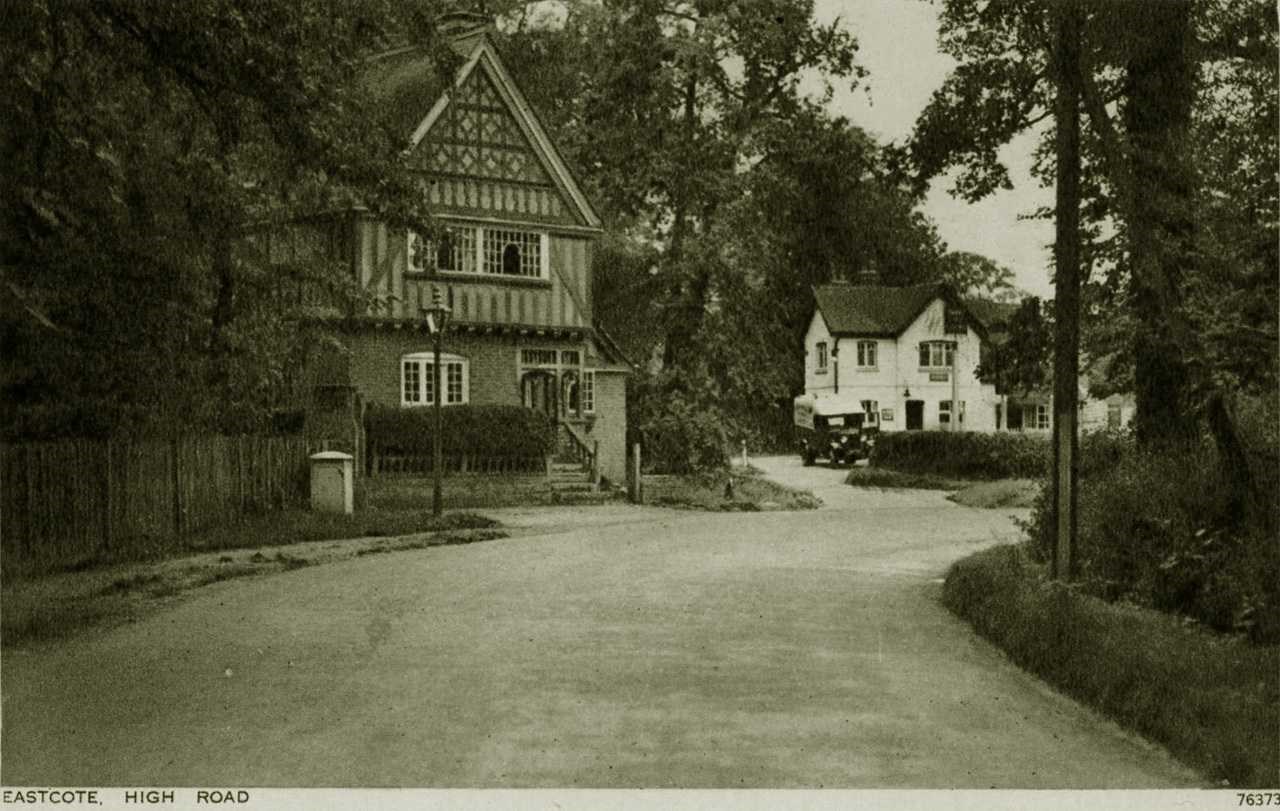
[{"xmin": 1124, "ymin": 0, "xmax": 1199, "ymax": 447}]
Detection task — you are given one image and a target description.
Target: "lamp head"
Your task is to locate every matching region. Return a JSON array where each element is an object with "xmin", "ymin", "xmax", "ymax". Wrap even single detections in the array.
[{"xmin": 422, "ymin": 286, "xmax": 452, "ymax": 335}]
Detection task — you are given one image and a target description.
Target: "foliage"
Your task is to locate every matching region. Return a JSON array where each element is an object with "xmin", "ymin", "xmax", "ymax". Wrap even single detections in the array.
[
  {"xmin": 643, "ymin": 468, "xmax": 820, "ymax": 511},
  {"xmin": 0, "ymin": 0, "xmax": 456, "ymax": 438},
  {"xmin": 908, "ymin": 0, "xmax": 1279, "ymax": 449},
  {"xmin": 944, "ymin": 543, "xmax": 1279, "ymax": 787},
  {"xmin": 628, "ymin": 368, "xmax": 731, "ymax": 474},
  {"xmin": 498, "ymin": 2, "xmax": 959, "ymax": 448},
  {"xmin": 870, "ymin": 430, "xmax": 1050, "ymax": 479},
  {"xmin": 1025, "ymin": 434, "xmax": 1280, "ymax": 643},
  {"xmin": 975, "ymin": 297, "xmax": 1054, "ymax": 397},
  {"xmin": 365, "ymin": 404, "xmax": 557, "ymax": 459}
]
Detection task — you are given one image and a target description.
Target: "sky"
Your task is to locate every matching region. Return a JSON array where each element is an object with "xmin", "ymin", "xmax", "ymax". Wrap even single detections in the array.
[{"xmin": 810, "ymin": 0, "xmax": 1056, "ymax": 298}]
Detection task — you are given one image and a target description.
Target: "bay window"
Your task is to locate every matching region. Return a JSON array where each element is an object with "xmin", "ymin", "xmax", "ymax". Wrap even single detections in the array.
[{"xmin": 408, "ymin": 225, "xmax": 547, "ymax": 279}]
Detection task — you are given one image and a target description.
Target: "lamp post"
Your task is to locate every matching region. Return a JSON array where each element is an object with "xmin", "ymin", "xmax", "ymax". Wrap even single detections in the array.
[{"xmin": 422, "ymin": 286, "xmax": 452, "ymax": 516}]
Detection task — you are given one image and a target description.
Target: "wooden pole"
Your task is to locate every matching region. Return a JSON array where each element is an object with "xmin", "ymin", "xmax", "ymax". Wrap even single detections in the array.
[
  {"xmin": 631, "ymin": 442, "xmax": 642, "ymax": 504},
  {"xmin": 1052, "ymin": 0, "xmax": 1082, "ymax": 581}
]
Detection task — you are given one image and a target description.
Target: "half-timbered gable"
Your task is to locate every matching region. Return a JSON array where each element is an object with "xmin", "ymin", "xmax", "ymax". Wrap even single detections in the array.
[{"xmin": 322, "ymin": 17, "xmax": 629, "ymax": 483}]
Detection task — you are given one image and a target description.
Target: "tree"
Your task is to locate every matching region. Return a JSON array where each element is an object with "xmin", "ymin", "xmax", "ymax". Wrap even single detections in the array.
[
  {"xmin": 0, "ymin": 0, "xmax": 457, "ymax": 437},
  {"xmin": 907, "ymin": 0, "xmax": 1278, "ymax": 450}
]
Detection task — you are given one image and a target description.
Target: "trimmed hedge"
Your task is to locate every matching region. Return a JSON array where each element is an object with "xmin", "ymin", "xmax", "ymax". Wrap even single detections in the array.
[
  {"xmin": 869, "ymin": 428, "xmax": 1135, "ymax": 480},
  {"xmin": 365, "ymin": 404, "xmax": 557, "ymax": 459},
  {"xmin": 944, "ymin": 544, "xmax": 1279, "ymax": 787},
  {"xmin": 870, "ymin": 430, "xmax": 1049, "ymax": 479}
]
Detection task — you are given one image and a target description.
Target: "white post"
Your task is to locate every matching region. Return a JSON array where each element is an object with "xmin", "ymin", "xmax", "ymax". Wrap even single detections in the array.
[{"xmin": 740, "ymin": 440, "xmax": 748, "ymax": 466}]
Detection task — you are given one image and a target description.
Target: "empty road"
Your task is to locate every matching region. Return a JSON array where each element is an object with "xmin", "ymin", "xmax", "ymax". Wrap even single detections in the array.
[{"xmin": 1, "ymin": 457, "xmax": 1201, "ymax": 787}]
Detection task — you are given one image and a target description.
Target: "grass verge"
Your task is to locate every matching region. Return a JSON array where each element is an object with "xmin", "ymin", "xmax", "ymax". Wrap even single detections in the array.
[
  {"xmin": 946, "ymin": 479, "xmax": 1040, "ymax": 509},
  {"xmin": 645, "ymin": 466, "xmax": 820, "ymax": 511},
  {"xmin": 943, "ymin": 543, "xmax": 1280, "ymax": 787},
  {"xmin": 3, "ymin": 518, "xmax": 506, "ymax": 648},
  {"xmin": 845, "ymin": 467, "xmax": 1040, "ymax": 509},
  {"xmin": 844, "ymin": 467, "xmax": 968, "ymax": 490}
]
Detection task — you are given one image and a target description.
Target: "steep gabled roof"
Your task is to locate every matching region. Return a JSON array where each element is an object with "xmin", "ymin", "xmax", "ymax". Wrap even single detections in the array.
[
  {"xmin": 813, "ymin": 283, "xmax": 941, "ymax": 337},
  {"xmin": 813, "ymin": 282, "xmax": 1013, "ymax": 339},
  {"xmin": 362, "ymin": 32, "xmax": 602, "ymax": 230}
]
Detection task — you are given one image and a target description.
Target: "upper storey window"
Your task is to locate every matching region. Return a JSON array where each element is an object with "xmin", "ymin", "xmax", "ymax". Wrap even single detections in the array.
[{"xmin": 408, "ymin": 225, "xmax": 547, "ymax": 279}]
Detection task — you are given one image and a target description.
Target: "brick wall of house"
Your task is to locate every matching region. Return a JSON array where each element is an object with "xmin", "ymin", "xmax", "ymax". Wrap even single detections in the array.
[
  {"xmin": 585, "ymin": 371, "xmax": 627, "ymax": 484},
  {"xmin": 343, "ymin": 330, "xmax": 522, "ymax": 408}
]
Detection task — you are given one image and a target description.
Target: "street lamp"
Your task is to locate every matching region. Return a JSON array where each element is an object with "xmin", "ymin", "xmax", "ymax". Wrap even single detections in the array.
[{"xmin": 422, "ymin": 286, "xmax": 452, "ymax": 516}]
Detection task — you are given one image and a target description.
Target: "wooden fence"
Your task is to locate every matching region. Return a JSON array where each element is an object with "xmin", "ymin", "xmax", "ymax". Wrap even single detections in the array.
[
  {"xmin": 2, "ymin": 435, "xmax": 309, "ymax": 575},
  {"xmin": 368, "ymin": 450, "xmax": 548, "ymax": 476}
]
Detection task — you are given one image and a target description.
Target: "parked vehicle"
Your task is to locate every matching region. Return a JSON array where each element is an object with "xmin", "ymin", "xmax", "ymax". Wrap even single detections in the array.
[{"xmin": 793, "ymin": 394, "xmax": 878, "ymax": 466}]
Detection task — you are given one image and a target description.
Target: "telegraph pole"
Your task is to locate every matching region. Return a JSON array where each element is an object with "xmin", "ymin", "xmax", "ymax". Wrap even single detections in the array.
[{"xmin": 1051, "ymin": 0, "xmax": 1082, "ymax": 580}]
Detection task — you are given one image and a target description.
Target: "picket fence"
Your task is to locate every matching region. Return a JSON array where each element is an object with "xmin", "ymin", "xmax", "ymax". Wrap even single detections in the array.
[{"xmin": 1, "ymin": 435, "xmax": 310, "ymax": 575}]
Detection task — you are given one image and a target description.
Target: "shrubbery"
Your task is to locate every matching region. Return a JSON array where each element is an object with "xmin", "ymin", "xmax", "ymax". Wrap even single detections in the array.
[
  {"xmin": 944, "ymin": 544, "xmax": 1279, "ymax": 787},
  {"xmin": 633, "ymin": 389, "xmax": 730, "ymax": 473},
  {"xmin": 364, "ymin": 404, "xmax": 557, "ymax": 459},
  {"xmin": 870, "ymin": 430, "xmax": 1049, "ymax": 479},
  {"xmin": 1025, "ymin": 437, "xmax": 1280, "ymax": 643}
]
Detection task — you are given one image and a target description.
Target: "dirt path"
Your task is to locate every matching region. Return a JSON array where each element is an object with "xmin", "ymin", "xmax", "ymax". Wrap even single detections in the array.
[{"xmin": 1, "ymin": 463, "xmax": 1201, "ymax": 787}]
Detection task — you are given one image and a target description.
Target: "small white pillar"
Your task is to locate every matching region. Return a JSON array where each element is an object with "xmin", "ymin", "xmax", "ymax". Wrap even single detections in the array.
[{"xmin": 310, "ymin": 451, "xmax": 354, "ymax": 515}]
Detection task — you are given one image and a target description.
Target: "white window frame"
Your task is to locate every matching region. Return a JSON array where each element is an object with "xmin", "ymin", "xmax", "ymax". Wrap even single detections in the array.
[
  {"xmin": 582, "ymin": 370, "xmax": 595, "ymax": 414},
  {"xmin": 400, "ymin": 353, "xmax": 469, "ymax": 406},
  {"xmin": 412, "ymin": 225, "xmax": 548, "ymax": 280},
  {"xmin": 940, "ymin": 400, "xmax": 966, "ymax": 426},
  {"xmin": 860, "ymin": 399, "xmax": 878, "ymax": 426},
  {"xmin": 815, "ymin": 341, "xmax": 828, "ymax": 373},
  {"xmin": 1035, "ymin": 404, "xmax": 1051, "ymax": 430},
  {"xmin": 919, "ymin": 341, "xmax": 955, "ymax": 369},
  {"xmin": 856, "ymin": 340, "xmax": 877, "ymax": 369}
]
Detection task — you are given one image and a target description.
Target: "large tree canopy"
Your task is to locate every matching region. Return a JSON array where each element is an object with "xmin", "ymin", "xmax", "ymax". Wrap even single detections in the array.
[
  {"xmin": 0, "ymin": 0, "xmax": 456, "ymax": 437},
  {"xmin": 907, "ymin": 0, "xmax": 1278, "ymax": 446}
]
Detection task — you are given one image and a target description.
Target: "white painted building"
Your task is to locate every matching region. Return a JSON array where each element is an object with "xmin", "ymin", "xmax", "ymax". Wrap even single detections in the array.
[{"xmin": 801, "ymin": 282, "xmax": 1006, "ymax": 432}]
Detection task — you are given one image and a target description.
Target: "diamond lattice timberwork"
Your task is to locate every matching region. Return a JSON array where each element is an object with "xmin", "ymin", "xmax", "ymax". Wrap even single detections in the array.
[{"xmin": 421, "ymin": 68, "xmax": 552, "ymax": 186}]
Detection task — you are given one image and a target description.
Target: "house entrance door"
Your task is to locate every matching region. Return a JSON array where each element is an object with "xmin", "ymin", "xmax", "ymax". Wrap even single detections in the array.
[
  {"xmin": 905, "ymin": 400, "xmax": 924, "ymax": 430},
  {"xmin": 521, "ymin": 370, "xmax": 558, "ymax": 417}
]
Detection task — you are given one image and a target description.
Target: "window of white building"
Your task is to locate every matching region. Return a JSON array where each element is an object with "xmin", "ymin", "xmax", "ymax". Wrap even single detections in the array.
[
  {"xmin": 1035, "ymin": 404, "xmax": 1051, "ymax": 430},
  {"xmin": 860, "ymin": 399, "xmax": 879, "ymax": 426},
  {"xmin": 856, "ymin": 340, "xmax": 877, "ymax": 368},
  {"xmin": 919, "ymin": 341, "xmax": 955, "ymax": 368},
  {"xmin": 940, "ymin": 400, "xmax": 965, "ymax": 425},
  {"xmin": 816, "ymin": 342, "xmax": 828, "ymax": 373}
]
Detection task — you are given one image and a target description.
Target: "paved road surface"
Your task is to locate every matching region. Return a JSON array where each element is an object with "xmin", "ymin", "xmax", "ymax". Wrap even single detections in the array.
[{"xmin": 1, "ymin": 457, "xmax": 1201, "ymax": 787}]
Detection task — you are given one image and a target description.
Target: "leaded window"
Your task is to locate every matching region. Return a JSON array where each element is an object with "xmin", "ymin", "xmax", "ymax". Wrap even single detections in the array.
[
  {"xmin": 582, "ymin": 371, "xmax": 595, "ymax": 414},
  {"xmin": 483, "ymin": 228, "xmax": 542, "ymax": 277},
  {"xmin": 521, "ymin": 348, "xmax": 558, "ymax": 366}
]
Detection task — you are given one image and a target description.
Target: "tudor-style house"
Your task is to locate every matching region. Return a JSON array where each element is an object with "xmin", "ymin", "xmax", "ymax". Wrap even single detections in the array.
[
  {"xmin": 802, "ymin": 278, "xmax": 1006, "ymax": 432},
  {"xmin": 280, "ymin": 15, "xmax": 630, "ymax": 482}
]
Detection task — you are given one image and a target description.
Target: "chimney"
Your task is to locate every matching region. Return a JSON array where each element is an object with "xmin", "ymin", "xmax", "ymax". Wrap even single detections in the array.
[
  {"xmin": 437, "ymin": 10, "xmax": 494, "ymax": 47},
  {"xmin": 853, "ymin": 263, "xmax": 881, "ymax": 286}
]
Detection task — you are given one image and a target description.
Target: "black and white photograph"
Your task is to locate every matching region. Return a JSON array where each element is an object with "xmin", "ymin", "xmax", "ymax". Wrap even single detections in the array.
[{"xmin": 1, "ymin": 0, "xmax": 1276, "ymax": 804}]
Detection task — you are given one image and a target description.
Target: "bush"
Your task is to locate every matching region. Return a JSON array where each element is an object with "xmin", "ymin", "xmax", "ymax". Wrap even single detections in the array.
[
  {"xmin": 1026, "ymin": 438, "xmax": 1280, "ymax": 643},
  {"xmin": 944, "ymin": 544, "xmax": 1279, "ymax": 787},
  {"xmin": 364, "ymin": 404, "xmax": 557, "ymax": 459},
  {"xmin": 635, "ymin": 390, "xmax": 729, "ymax": 473},
  {"xmin": 870, "ymin": 430, "xmax": 1050, "ymax": 478}
]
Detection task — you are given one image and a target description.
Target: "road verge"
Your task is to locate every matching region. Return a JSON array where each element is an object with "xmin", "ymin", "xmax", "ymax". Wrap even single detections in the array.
[{"xmin": 943, "ymin": 543, "xmax": 1279, "ymax": 787}]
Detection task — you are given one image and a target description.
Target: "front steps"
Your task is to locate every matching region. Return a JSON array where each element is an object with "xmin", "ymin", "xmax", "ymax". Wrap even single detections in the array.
[{"xmin": 547, "ymin": 460, "xmax": 615, "ymax": 504}]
